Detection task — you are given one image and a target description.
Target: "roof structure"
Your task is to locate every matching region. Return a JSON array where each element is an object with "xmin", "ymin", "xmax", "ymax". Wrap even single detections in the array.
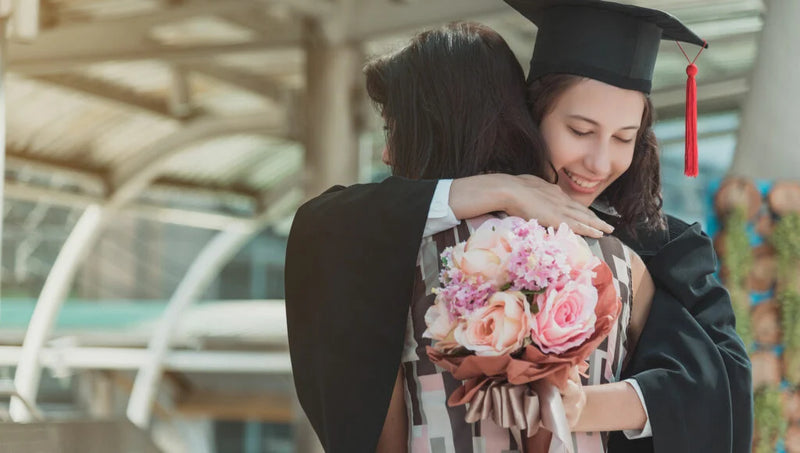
[
  {"xmin": 4, "ymin": 0, "xmax": 762, "ymax": 233},
  {"xmin": 0, "ymin": 0, "xmax": 765, "ymax": 435}
]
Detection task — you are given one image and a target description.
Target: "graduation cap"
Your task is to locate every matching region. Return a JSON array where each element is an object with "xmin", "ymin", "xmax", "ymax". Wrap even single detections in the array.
[{"xmin": 503, "ymin": 0, "xmax": 708, "ymax": 177}]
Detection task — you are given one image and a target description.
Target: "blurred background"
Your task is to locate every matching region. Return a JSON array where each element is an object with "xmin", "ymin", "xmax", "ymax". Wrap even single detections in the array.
[{"xmin": 0, "ymin": 0, "xmax": 795, "ymax": 452}]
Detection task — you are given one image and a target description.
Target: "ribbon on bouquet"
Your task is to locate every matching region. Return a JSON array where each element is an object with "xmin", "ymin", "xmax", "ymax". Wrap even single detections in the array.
[
  {"xmin": 533, "ymin": 380, "xmax": 573, "ymax": 453},
  {"xmin": 449, "ymin": 378, "xmax": 573, "ymax": 453}
]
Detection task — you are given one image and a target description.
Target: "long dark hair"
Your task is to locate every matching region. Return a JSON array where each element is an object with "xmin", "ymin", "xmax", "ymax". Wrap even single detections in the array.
[
  {"xmin": 527, "ymin": 74, "xmax": 664, "ymax": 232},
  {"xmin": 364, "ymin": 22, "xmax": 552, "ymax": 181}
]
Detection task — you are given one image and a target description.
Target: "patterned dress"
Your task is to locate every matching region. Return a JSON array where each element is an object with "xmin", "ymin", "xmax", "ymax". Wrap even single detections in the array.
[{"xmin": 401, "ymin": 218, "xmax": 634, "ymax": 453}]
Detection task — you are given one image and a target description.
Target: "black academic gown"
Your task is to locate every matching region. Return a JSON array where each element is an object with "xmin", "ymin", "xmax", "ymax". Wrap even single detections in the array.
[
  {"xmin": 285, "ymin": 178, "xmax": 437, "ymax": 452},
  {"xmin": 285, "ymin": 177, "xmax": 752, "ymax": 453},
  {"xmin": 605, "ymin": 216, "xmax": 753, "ymax": 453}
]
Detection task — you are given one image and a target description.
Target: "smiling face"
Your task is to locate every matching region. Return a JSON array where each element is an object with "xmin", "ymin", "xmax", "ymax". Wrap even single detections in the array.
[{"xmin": 539, "ymin": 78, "xmax": 646, "ymax": 207}]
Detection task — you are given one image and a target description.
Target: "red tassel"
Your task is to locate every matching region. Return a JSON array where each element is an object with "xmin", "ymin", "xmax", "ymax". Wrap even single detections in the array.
[
  {"xmin": 677, "ymin": 40, "xmax": 706, "ymax": 178},
  {"xmin": 685, "ymin": 63, "xmax": 698, "ymax": 177}
]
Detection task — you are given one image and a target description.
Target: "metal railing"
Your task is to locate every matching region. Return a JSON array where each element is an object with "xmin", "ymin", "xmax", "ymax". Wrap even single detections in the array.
[{"xmin": 0, "ymin": 380, "xmax": 43, "ymax": 422}]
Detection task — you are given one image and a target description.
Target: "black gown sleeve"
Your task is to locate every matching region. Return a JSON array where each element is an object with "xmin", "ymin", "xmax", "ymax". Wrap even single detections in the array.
[
  {"xmin": 285, "ymin": 177, "xmax": 437, "ymax": 452},
  {"xmin": 607, "ymin": 216, "xmax": 753, "ymax": 453}
]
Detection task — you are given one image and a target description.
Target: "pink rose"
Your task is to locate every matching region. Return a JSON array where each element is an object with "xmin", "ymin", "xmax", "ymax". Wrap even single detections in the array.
[
  {"xmin": 530, "ymin": 274, "xmax": 598, "ymax": 354},
  {"xmin": 423, "ymin": 297, "xmax": 457, "ymax": 341},
  {"xmin": 454, "ymin": 291, "xmax": 531, "ymax": 356},
  {"xmin": 551, "ymin": 223, "xmax": 601, "ymax": 274}
]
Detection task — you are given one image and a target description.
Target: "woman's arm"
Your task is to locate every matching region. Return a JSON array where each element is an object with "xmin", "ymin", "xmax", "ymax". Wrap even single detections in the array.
[
  {"xmin": 574, "ymin": 381, "xmax": 648, "ymax": 432},
  {"xmin": 376, "ymin": 366, "xmax": 408, "ymax": 453},
  {"xmin": 564, "ymin": 250, "xmax": 653, "ymax": 433},
  {"xmin": 448, "ymin": 174, "xmax": 614, "ymax": 238}
]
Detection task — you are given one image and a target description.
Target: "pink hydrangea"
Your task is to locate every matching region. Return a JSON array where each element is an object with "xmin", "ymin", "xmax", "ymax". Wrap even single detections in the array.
[
  {"xmin": 438, "ymin": 247, "xmax": 496, "ymax": 318},
  {"xmin": 506, "ymin": 221, "xmax": 571, "ymax": 292}
]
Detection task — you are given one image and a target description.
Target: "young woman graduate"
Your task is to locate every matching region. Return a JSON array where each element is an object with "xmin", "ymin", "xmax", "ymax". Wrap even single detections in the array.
[{"xmin": 285, "ymin": 1, "xmax": 752, "ymax": 452}]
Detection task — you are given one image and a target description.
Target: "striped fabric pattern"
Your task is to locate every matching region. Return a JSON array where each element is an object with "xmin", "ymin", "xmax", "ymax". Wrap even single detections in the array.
[{"xmin": 402, "ymin": 217, "xmax": 633, "ymax": 453}]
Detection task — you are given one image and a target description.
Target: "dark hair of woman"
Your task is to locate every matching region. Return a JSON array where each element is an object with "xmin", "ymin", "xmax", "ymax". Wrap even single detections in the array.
[
  {"xmin": 364, "ymin": 22, "xmax": 554, "ymax": 182},
  {"xmin": 527, "ymin": 74, "xmax": 665, "ymax": 233}
]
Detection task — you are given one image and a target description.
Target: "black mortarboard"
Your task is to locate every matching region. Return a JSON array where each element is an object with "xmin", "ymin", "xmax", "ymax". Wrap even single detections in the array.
[
  {"xmin": 503, "ymin": 0, "xmax": 708, "ymax": 176},
  {"xmin": 503, "ymin": 0, "xmax": 706, "ymax": 93}
]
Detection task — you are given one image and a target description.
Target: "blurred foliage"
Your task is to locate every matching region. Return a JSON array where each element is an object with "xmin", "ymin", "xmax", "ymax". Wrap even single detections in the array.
[
  {"xmin": 754, "ymin": 386, "xmax": 787, "ymax": 453},
  {"xmin": 723, "ymin": 207, "xmax": 753, "ymax": 348},
  {"xmin": 774, "ymin": 213, "xmax": 800, "ymax": 386}
]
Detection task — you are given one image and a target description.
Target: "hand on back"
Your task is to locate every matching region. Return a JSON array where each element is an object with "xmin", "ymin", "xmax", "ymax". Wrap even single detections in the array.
[
  {"xmin": 449, "ymin": 173, "xmax": 615, "ymax": 238},
  {"xmin": 501, "ymin": 174, "xmax": 615, "ymax": 238}
]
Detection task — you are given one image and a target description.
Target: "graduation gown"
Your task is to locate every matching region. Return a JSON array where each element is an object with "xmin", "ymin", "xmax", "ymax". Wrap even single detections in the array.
[
  {"xmin": 606, "ymin": 215, "xmax": 753, "ymax": 453},
  {"xmin": 285, "ymin": 176, "xmax": 752, "ymax": 453}
]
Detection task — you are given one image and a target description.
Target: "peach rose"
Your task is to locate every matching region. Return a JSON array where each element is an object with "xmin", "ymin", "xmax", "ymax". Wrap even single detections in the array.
[
  {"xmin": 466, "ymin": 218, "xmax": 516, "ymax": 261},
  {"xmin": 452, "ymin": 243, "xmax": 503, "ymax": 283},
  {"xmin": 551, "ymin": 223, "xmax": 601, "ymax": 274},
  {"xmin": 530, "ymin": 274, "xmax": 598, "ymax": 354},
  {"xmin": 454, "ymin": 291, "xmax": 531, "ymax": 356},
  {"xmin": 423, "ymin": 297, "xmax": 457, "ymax": 341},
  {"xmin": 450, "ymin": 219, "xmax": 516, "ymax": 286}
]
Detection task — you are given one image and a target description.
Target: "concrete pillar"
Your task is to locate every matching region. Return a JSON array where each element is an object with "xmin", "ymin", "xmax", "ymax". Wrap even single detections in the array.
[
  {"xmin": 0, "ymin": 17, "xmax": 7, "ymax": 303},
  {"xmin": 730, "ymin": 0, "xmax": 800, "ymax": 178},
  {"xmin": 303, "ymin": 19, "xmax": 362, "ymax": 198}
]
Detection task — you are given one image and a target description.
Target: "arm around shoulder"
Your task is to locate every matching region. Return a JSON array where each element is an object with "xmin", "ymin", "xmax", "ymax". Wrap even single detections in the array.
[{"xmin": 447, "ymin": 174, "xmax": 614, "ymax": 237}]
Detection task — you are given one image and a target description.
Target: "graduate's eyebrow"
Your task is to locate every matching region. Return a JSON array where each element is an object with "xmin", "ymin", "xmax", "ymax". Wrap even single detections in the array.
[{"xmin": 568, "ymin": 114, "xmax": 639, "ymax": 131}]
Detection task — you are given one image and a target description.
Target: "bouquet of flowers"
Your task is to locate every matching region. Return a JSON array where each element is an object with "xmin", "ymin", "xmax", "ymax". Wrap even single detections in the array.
[{"xmin": 424, "ymin": 216, "xmax": 621, "ymax": 451}]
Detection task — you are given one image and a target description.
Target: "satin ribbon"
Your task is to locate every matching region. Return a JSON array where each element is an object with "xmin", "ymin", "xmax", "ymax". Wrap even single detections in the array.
[
  {"xmin": 532, "ymin": 380, "xmax": 573, "ymax": 453},
  {"xmin": 457, "ymin": 379, "xmax": 573, "ymax": 453},
  {"xmin": 463, "ymin": 380, "xmax": 541, "ymax": 434}
]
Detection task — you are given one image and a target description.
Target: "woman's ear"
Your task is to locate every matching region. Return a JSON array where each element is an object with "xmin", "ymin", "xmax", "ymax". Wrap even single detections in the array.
[{"xmin": 382, "ymin": 146, "xmax": 392, "ymax": 166}]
